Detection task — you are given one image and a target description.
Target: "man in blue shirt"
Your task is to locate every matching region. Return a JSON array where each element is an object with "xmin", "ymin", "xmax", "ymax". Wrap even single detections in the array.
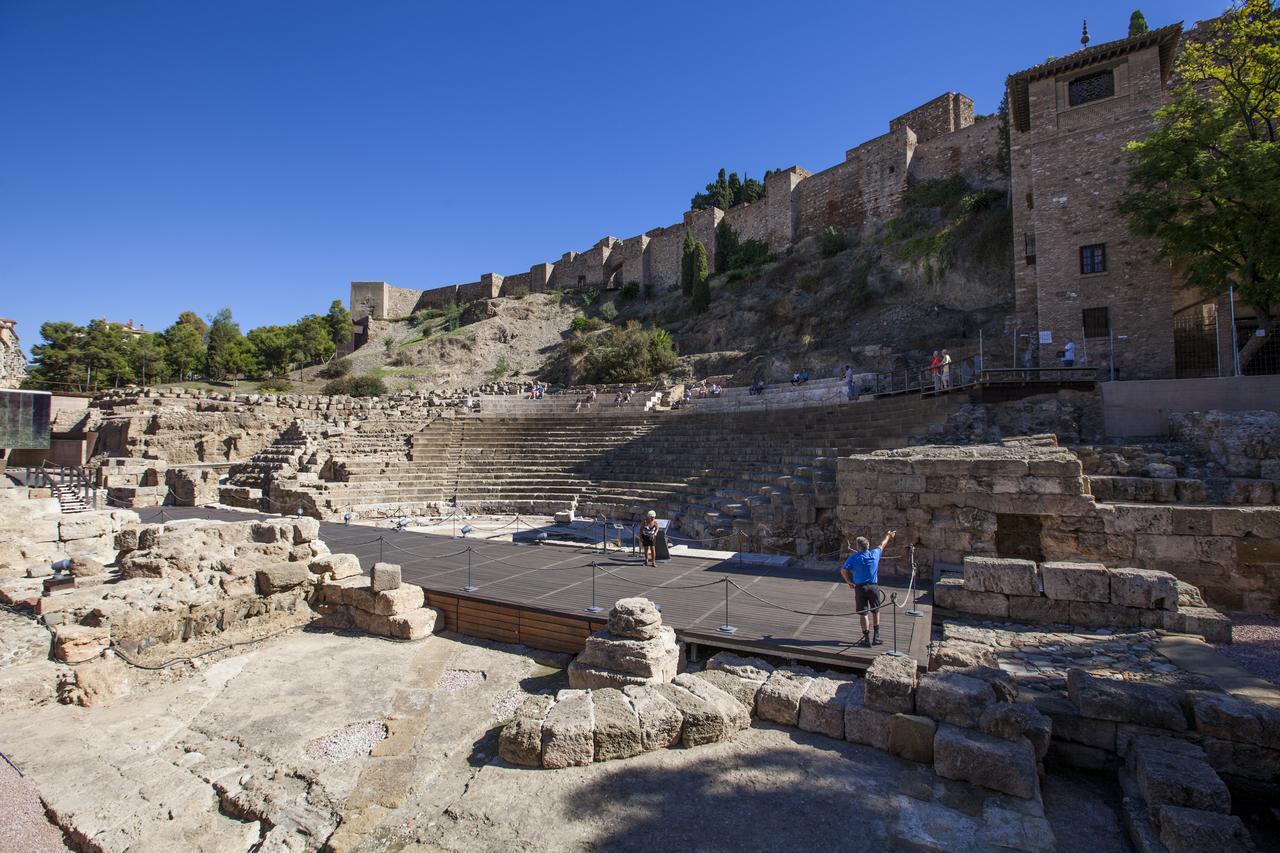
[{"xmin": 840, "ymin": 529, "xmax": 896, "ymax": 647}]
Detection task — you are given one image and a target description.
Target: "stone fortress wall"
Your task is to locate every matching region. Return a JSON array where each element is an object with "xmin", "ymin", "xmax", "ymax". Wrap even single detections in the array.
[
  {"xmin": 350, "ymin": 92, "xmax": 1004, "ymax": 321},
  {"xmin": 0, "ymin": 318, "xmax": 27, "ymax": 389}
]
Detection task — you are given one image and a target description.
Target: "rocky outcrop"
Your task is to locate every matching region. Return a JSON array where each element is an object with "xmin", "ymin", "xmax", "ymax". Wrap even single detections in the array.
[
  {"xmin": 1170, "ymin": 409, "xmax": 1280, "ymax": 479},
  {"xmin": 318, "ymin": 562, "xmax": 440, "ymax": 641},
  {"xmin": 567, "ymin": 597, "xmax": 680, "ymax": 690}
]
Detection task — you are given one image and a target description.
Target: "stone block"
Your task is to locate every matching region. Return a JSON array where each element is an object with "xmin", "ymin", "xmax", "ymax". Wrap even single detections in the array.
[
  {"xmin": 499, "ymin": 695, "xmax": 552, "ymax": 767},
  {"xmin": 1007, "ymin": 595, "xmax": 1071, "ymax": 626},
  {"xmin": 755, "ymin": 667, "xmax": 815, "ymax": 725},
  {"xmin": 251, "ymin": 521, "xmax": 288, "ymax": 543},
  {"xmin": 689, "ymin": 669, "xmax": 760, "ymax": 712},
  {"xmin": 58, "ymin": 513, "xmax": 113, "ymax": 542},
  {"xmin": 554, "ymin": 510, "xmax": 574, "ymax": 524},
  {"xmin": 1067, "ymin": 669, "xmax": 1186, "ymax": 732},
  {"xmin": 1186, "ymin": 691, "xmax": 1280, "ymax": 751},
  {"xmin": 541, "ymin": 689, "xmax": 595, "ymax": 769},
  {"xmin": 1129, "ymin": 736, "xmax": 1230, "ymax": 813},
  {"xmin": 569, "ymin": 626, "xmax": 680, "ymax": 688},
  {"xmin": 1067, "ymin": 600, "xmax": 1142, "ymax": 630},
  {"xmin": 291, "ymin": 517, "xmax": 320, "ymax": 544},
  {"xmin": 1163, "ymin": 607, "xmax": 1232, "ymax": 644},
  {"xmin": 934, "ymin": 577, "xmax": 1009, "ymax": 619},
  {"xmin": 309, "ymin": 553, "xmax": 362, "ymax": 580},
  {"xmin": 926, "ymin": 639, "xmax": 997, "ymax": 671},
  {"xmin": 933, "ymin": 724, "xmax": 1039, "ymax": 799},
  {"xmin": 1040, "ymin": 561, "xmax": 1110, "ymax": 602},
  {"xmin": 592, "ymin": 688, "xmax": 644, "ymax": 762},
  {"xmin": 607, "ymin": 597, "xmax": 663, "ymax": 640},
  {"xmin": 622, "ymin": 685, "xmax": 683, "ymax": 752},
  {"xmin": 67, "ymin": 557, "xmax": 106, "ymax": 577},
  {"xmin": 370, "ymin": 562, "xmax": 402, "ymax": 592},
  {"xmin": 915, "ymin": 672, "xmax": 997, "ymax": 728},
  {"xmin": 255, "ymin": 563, "xmax": 310, "ymax": 595},
  {"xmin": 865, "ymin": 655, "xmax": 917, "ymax": 714},
  {"xmin": 979, "ymin": 702, "xmax": 1052, "ymax": 760},
  {"xmin": 1048, "ymin": 740, "xmax": 1115, "ymax": 771},
  {"xmin": 888, "ymin": 714, "xmax": 935, "ymax": 764},
  {"xmin": 1110, "ymin": 567, "xmax": 1179, "ymax": 610},
  {"xmin": 798, "ymin": 676, "xmax": 854, "ymax": 739},
  {"xmin": 388, "ymin": 608, "xmax": 437, "ymax": 640},
  {"xmin": 1199, "ymin": 736, "xmax": 1280, "ymax": 784},
  {"xmin": 705, "ymin": 652, "xmax": 774, "ymax": 682},
  {"xmin": 673, "ymin": 673, "xmax": 750, "ymax": 733},
  {"xmin": 1154, "ymin": 805, "xmax": 1254, "ymax": 853},
  {"xmin": 349, "ymin": 608, "xmax": 393, "ymax": 636},
  {"xmin": 654, "ymin": 682, "xmax": 734, "ymax": 748},
  {"xmin": 963, "ymin": 556, "xmax": 1039, "ymax": 596},
  {"xmin": 844, "ymin": 681, "xmax": 891, "ymax": 750},
  {"xmin": 52, "ymin": 623, "xmax": 110, "ymax": 663},
  {"xmin": 371, "ymin": 584, "xmax": 424, "ymax": 616}
]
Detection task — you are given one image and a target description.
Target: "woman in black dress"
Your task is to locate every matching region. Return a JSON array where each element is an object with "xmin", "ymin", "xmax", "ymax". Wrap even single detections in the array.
[{"xmin": 640, "ymin": 510, "xmax": 659, "ymax": 566}]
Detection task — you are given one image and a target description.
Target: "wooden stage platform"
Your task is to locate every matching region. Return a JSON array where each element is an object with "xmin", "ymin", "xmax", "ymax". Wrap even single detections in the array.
[{"xmin": 138, "ymin": 508, "xmax": 933, "ymax": 671}]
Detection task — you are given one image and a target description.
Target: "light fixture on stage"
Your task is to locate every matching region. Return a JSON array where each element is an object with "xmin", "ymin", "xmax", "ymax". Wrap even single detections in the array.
[
  {"xmin": 536, "ymin": 532, "xmax": 548, "ymax": 545},
  {"xmin": 343, "ymin": 512, "xmax": 353, "ymax": 527},
  {"xmin": 295, "ymin": 507, "xmax": 304, "ymax": 517},
  {"xmin": 461, "ymin": 524, "xmax": 474, "ymax": 539},
  {"xmin": 397, "ymin": 517, "xmax": 411, "ymax": 532}
]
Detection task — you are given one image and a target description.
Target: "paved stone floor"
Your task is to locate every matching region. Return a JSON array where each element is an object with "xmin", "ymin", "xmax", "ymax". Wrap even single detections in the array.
[{"xmin": 0, "ymin": 613, "xmax": 1110, "ymax": 852}]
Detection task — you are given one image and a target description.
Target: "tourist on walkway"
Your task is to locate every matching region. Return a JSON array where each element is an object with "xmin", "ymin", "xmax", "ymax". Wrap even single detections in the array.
[
  {"xmin": 1062, "ymin": 337, "xmax": 1076, "ymax": 368},
  {"xmin": 844, "ymin": 365, "xmax": 855, "ymax": 400},
  {"xmin": 930, "ymin": 351, "xmax": 942, "ymax": 391},
  {"xmin": 940, "ymin": 349, "xmax": 952, "ymax": 389},
  {"xmin": 640, "ymin": 510, "xmax": 660, "ymax": 567},
  {"xmin": 840, "ymin": 529, "xmax": 895, "ymax": 647}
]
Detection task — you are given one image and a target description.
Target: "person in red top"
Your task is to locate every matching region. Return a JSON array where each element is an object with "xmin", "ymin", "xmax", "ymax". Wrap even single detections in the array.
[{"xmin": 930, "ymin": 351, "xmax": 942, "ymax": 392}]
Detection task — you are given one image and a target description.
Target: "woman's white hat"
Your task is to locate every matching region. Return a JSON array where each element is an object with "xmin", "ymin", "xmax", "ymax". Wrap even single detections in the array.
[{"xmin": 647, "ymin": 510, "xmax": 657, "ymax": 518}]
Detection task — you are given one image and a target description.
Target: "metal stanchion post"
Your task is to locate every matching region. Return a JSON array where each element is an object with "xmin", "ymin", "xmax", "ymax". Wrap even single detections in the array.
[
  {"xmin": 462, "ymin": 547, "xmax": 477, "ymax": 592},
  {"xmin": 378, "ymin": 536, "xmax": 384, "ymax": 564},
  {"xmin": 905, "ymin": 545, "xmax": 924, "ymax": 617},
  {"xmin": 885, "ymin": 593, "xmax": 906, "ymax": 657},
  {"xmin": 584, "ymin": 562, "xmax": 603, "ymax": 613},
  {"xmin": 717, "ymin": 578, "xmax": 737, "ymax": 634}
]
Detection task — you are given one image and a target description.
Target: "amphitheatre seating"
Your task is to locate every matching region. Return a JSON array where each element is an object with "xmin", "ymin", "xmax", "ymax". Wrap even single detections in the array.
[{"xmin": 464, "ymin": 387, "xmax": 663, "ymax": 417}]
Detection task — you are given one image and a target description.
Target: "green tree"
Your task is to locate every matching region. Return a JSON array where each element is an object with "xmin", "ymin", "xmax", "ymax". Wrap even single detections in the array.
[
  {"xmin": 205, "ymin": 307, "xmax": 242, "ymax": 381},
  {"xmin": 691, "ymin": 168, "xmax": 770, "ymax": 210},
  {"xmin": 1117, "ymin": 0, "xmax": 1280, "ymax": 372},
  {"xmin": 217, "ymin": 336, "xmax": 259, "ymax": 386},
  {"xmin": 163, "ymin": 319, "xmax": 207, "ymax": 381},
  {"xmin": 176, "ymin": 310, "xmax": 209, "ymax": 338},
  {"xmin": 79, "ymin": 320, "xmax": 136, "ymax": 388},
  {"xmin": 293, "ymin": 314, "xmax": 336, "ymax": 364},
  {"xmin": 246, "ymin": 325, "xmax": 297, "ymax": 377},
  {"xmin": 324, "ymin": 299, "xmax": 353, "ymax": 347},
  {"xmin": 714, "ymin": 220, "xmax": 740, "ymax": 274},
  {"xmin": 130, "ymin": 332, "xmax": 167, "ymax": 386},
  {"xmin": 680, "ymin": 231, "xmax": 697, "ymax": 298},
  {"xmin": 1128, "ymin": 10, "xmax": 1149, "ymax": 36},
  {"xmin": 26, "ymin": 321, "xmax": 86, "ymax": 391},
  {"xmin": 690, "ymin": 240, "xmax": 711, "ymax": 313}
]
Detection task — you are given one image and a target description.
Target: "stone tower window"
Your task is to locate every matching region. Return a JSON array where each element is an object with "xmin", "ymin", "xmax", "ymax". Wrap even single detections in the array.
[
  {"xmin": 1082, "ymin": 306, "xmax": 1110, "ymax": 337},
  {"xmin": 1024, "ymin": 233, "xmax": 1037, "ymax": 265},
  {"xmin": 1080, "ymin": 243, "xmax": 1107, "ymax": 274},
  {"xmin": 1068, "ymin": 70, "xmax": 1115, "ymax": 107}
]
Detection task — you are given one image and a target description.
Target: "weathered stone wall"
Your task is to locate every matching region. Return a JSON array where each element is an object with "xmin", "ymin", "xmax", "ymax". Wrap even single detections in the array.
[
  {"xmin": 0, "ymin": 320, "xmax": 26, "ymax": 389},
  {"xmin": 349, "ymin": 90, "xmax": 1003, "ymax": 324},
  {"xmin": 836, "ymin": 441, "xmax": 1280, "ymax": 614}
]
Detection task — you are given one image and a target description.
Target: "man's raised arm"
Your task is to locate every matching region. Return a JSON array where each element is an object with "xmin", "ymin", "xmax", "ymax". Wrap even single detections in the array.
[{"xmin": 879, "ymin": 530, "xmax": 897, "ymax": 551}]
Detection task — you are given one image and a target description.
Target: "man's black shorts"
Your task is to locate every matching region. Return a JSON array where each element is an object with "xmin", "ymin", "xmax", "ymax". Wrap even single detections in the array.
[{"xmin": 855, "ymin": 583, "xmax": 882, "ymax": 613}]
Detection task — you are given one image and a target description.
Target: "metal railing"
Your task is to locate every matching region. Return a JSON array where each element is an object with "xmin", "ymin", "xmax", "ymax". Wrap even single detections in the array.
[{"xmin": 23, "ymin": 462, "xmax": 100, "ymax": 510}]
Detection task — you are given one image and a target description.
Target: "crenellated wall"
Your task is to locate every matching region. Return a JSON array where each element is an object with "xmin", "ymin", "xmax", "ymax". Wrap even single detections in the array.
[{"xmin": 351, "ymin": 91, "xmax": 1005, "ymax": 324}]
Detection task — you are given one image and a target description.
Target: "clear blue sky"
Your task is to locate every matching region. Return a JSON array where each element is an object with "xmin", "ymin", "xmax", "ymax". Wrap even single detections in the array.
[{"xmin": 1, "ymin": 0, "xmax": 1224, "ymax": 356}]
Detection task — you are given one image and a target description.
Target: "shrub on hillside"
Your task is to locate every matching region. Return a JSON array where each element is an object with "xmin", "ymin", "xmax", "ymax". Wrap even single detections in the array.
[
  {"xmin": 571, "ymin": 316, "xmax": 605, "ymax": 333},
  {"xmin": 577, "ymin": 323, "xmax": 677, "ymax": 384},
  {"xmin": 818, "ymin": 226, "xmax": 849, "ymax": 259},
  {"xmin": 411, "ymin": 308, "xmax": 444, "ymax": 327},
  {"xmin": 322, "ymin": 375, "xmax": 387, "ymax": 397},
  {"xmin": 390, "ymin": 350, "xmax": 414, "ymax": 367},
  {"xmin": 258, "ymin": 377, "xmax": 292, "ymax": 393},
  {"xmin": 318, "ymin": 358, "xmax": 351, "ymax": 379},
  {"xmin": 619, "ymin": 281, "xmax": 641, "ymax": 301},
  {"xmin": 599, "ymin": 300, "xmax": 619, "ymax": 321}
]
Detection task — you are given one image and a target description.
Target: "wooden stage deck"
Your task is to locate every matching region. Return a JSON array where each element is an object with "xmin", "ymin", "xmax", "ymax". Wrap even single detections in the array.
[{"xmin": 138, "ymin": 508, "xmax": 933, "ymax": 670}]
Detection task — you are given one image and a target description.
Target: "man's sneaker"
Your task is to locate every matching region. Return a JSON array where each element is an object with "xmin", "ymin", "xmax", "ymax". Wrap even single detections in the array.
[
  {"xmin": 872, "ymin": 631, "xmax": 884, "ymax": 646},
  {"xmin": 857, "ymin": 633, "xmax": 871, "ymax": 648}
]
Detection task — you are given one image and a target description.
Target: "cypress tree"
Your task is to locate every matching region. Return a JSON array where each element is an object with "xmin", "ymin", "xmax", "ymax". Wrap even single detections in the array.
[
  {"xmin": 691, "ymin": 240, "xmax": 710, "ymax": 313},
  {"xmin": 1128, "ymin": 10, "xmax": 1148, "ymax": 37},
  {"xmin": 680, "ymin": 231, "xmax": 696, "ymax": 297}
]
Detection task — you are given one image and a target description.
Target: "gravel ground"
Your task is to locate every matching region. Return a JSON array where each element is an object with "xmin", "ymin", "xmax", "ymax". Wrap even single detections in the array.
[
  {"xmin": 0, "ymin": 757, "xmax": 69, "ymax": 852},
  {"xmin": 1216, "ymin": 612, "xmax": 1280, "ymax": 686},
  {"xmin": 302, "ymin": 720, "xmax": 388, "ymax": 764},
  {"xmin": 436, "ymin": 668, "xmax": 486, "ymax": 692},
  {"xmin": 490, "ymin": 687, "xmax": 526, "ymax": 721}
]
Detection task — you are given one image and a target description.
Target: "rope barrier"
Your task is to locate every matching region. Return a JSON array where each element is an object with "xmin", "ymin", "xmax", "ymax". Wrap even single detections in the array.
[
  {"xmin": 725, "ymin": 578, "xmax": 877, "ymax": 618},
  {"xmin": 592, "ymin": 562, "xmax": 731, "ymax": 590}
]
